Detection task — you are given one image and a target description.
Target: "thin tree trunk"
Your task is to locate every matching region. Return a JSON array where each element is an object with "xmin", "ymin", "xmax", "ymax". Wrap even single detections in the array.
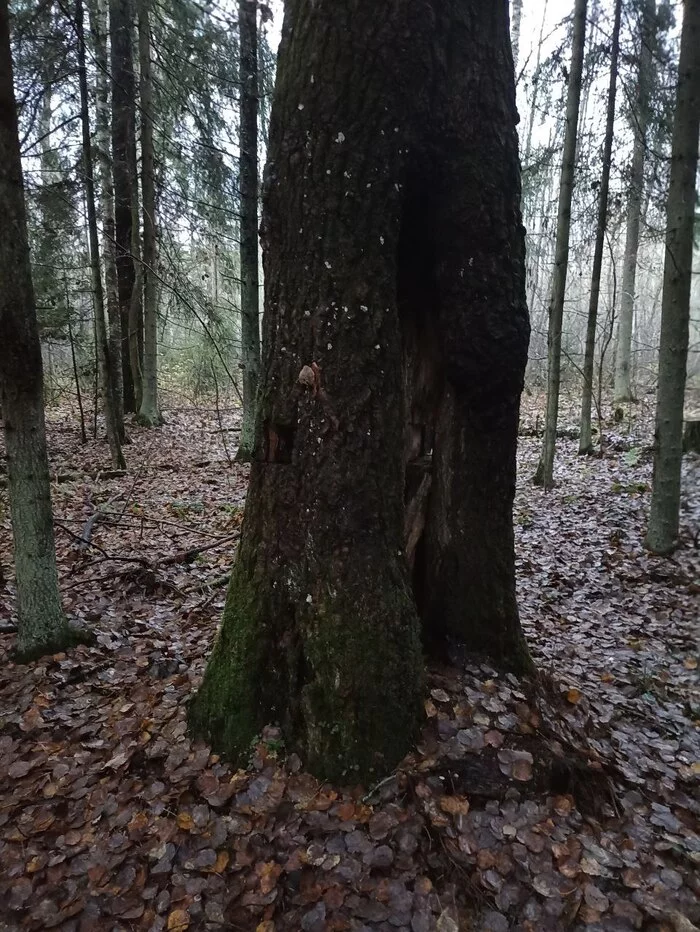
[
  {"xmin": 0, "ymin": 0, "xmax": 73, "ymax": 660},
  {"xmin": 646, "ymin": 0, "xmax": 700, "ymax": 554},
  {"xmin": 89, "ymin": 0, "xmax": 124, "ymax": 439},
  {"xmin": 524, "ymin": 0, "xmax": 549, "ymax": 165},
  {"xmin": 235, "ymin": 0, "xmax": 260, "ymax": 461},
  {"xmin": 511, "ymin": 0, "xmax": 523, "ymax": 71},
  {"xmin": 110, "ymin": 0, "xmax": 140, "ymax": 412},
  {"xmin": 533, "ymin": 0, "xmax": 587, "ymax": 488},
  {"xmin": 129, "ymin": 187, "xmax": 143, "ymax": 409},
  {"xmin": 66, "ymin": 281, "xmax": 87, "ymax": 444},
  {"xmin": 578, "ymin": 0, "xmax": 622, "ymax": 453},
  {"xmin": 614, "ymin": 0, "xmax": 655, "ymax": 403},
  {"xmin": 190, "ymin": 0, "xmax": 530, "ymax": 780},
  {"xmin": 136, "ymin": 0, "xmax": 161, "ymax": 426},
  {"xmin": 77, "ymin": 0, "xmax": 125, "ymax": 470}
]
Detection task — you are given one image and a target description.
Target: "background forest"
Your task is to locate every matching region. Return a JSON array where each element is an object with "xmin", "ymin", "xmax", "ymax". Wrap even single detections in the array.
[
  {"xmin": 0, "ymin": 0, "xmax": 698, "ymax": 930},
  {"xmin": 11, "ymin": 0, "xmax": 700, "ymax": 424}
]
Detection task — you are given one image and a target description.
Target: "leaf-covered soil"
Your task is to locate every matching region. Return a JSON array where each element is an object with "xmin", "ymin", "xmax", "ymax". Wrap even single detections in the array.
[{"xmin": 0, "ymin": 399, "xmax": 698, "ymax": 931}]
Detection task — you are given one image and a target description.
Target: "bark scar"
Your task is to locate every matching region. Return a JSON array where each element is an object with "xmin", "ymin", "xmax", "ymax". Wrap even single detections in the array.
[{"xmin": 298, "ymin": 362, "xmax": 339, "ymax": 431}]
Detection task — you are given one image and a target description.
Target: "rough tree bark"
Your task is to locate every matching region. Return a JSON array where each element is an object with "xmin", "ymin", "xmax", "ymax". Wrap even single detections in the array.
[
  {"xmin": 578, "ymin": 0, "xmax": 622, "ymax": 454},
  {"xmin": 189, "ymin": 0, "xmax": 531, "ymax": 781},
  {"xmin": 0, "ymin": 0, "xmax": 72, "ymax": 659},
  {"xmin": 533, "ymin": 0, "xmax": 587, "ymax": 488},
  {"xmin": 136, "ymin": 0, "xmax": 161, "ymax": 426},
  {"xmin": 236, "ymin": 0, "xmax": 261, "ymax": 460},
  {"xmin": 614, "ymin": 0, "xmax": 655, "ymax": 403},
  {"xmin": 646, "ymin": 0, "xmax": 700, "ymax": 554},
  {"xmin": 89, "ymin": 0, "xmax": 124, "ymax": 438},
  {"xmin": 110, "ymin": 0, "xmax": 142, "ymax": 412},
  {"xmin": 77, "ymin": 0, "xmax": 125, "ymax": 470}
]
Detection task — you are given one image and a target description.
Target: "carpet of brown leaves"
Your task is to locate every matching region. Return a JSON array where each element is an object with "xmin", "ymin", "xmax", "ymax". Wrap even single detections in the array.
[{"xmin": 0, "ymin": 398, "xmax": 698, "ymax": 931}]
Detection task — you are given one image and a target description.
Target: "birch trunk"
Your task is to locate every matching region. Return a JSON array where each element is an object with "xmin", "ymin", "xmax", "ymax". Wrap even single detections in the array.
[
  {"xmin": 77, "ymin": 0, "xmax": 125, "ymax": 470},
  {"xmin": 89, "ymin": 0, "xmax": 124, "ymax": 438}
]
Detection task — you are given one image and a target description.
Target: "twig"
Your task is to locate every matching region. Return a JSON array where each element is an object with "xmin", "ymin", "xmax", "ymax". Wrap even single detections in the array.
[
  {"xmin": 160, "ymin": 532, "xmax": 240, "ymax": 566},
  {"xmin": 55, "ymin": 519, "xmax": 148, "ymax": 565}
]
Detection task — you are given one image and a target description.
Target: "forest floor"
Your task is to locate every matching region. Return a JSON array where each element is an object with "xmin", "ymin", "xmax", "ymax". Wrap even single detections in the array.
[{"xmin": 0, "ymin": 395, "xmax": 698, "ymax": 932}]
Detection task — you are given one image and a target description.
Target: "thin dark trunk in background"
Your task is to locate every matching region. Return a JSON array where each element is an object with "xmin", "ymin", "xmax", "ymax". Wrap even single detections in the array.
[
  {"xmin": 235, "ymin": 0, "xmax": 261, "ymax": 461},
  {"xmin": 77, "ymin": 0, "xmax": 125, "ymax": 470},
  {"xmin": 646, "ymin": 0, "xmax": 700, "ymax": 553},
  {"xmin": 110, "ymin": 0, "xmax": 141, "ymax": 412},
  {"xmin": 66, "ymin": 282, "xmax": 87, "ymax": 444},
  {"xmin": 578, "ymin": 0, "xmax": 622, "ymax": 453},
  {"xmin": 137, "ymin": 0, "xmax": 161, "ymax": 426},
  {"xmin": 614, "ymin": 0, "xmax": 655, "ymax": 402},
  {"xmin": 89, "ymin": 0, "xmax": 124, "ymax": 439},
  {"xmin": 533, "ymin": 0, "xmax": 587, "ymax": 488}
]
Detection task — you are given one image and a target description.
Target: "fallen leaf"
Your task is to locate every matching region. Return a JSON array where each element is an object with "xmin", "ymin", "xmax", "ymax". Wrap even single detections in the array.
[
  {"xmin": 439, "ymin": 795, "xmax": 470, "ymax": 817},
  {"xmin": 176, "ymin": 811, "xmax": 195, "ymax": 831},
  {"xmin": 167, "ymin": 909, "xmax": 190, "ymax": 931}
]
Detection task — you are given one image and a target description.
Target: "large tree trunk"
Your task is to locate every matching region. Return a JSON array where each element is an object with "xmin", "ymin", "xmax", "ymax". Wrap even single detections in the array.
[
  {"xmin": 190, "ymin": 0, "xmax": 530, "ymax": 781},
  {"xmin": 533, "ymin": 0, "xmax": 587, "ymax": 488},
  {"xmin": 614, "ymin": 0, "xmax": 655, "ymax": 403},
  {"xmin": 235, "ymin": 0, "xmax": 261, "ymax": 460},
  {"xmin": 0, "ymin": 0, "xmax": 71, "ymax": 659},
  {"xmin": 110, "ymin": 0, "xmax": 141, "ymax": 412},
  {"xmin": 89, "ymin": 0, "xmax": 124, "ymax": 439},
  {"xmin": 77, "ymin": 0, "xmax": 125, "ymax": 470},
  {"xmin": 578, "ymin": 0, "xmax": 622, "ymax": 453},
  {"xmin": 646, "ymin": 0, "xmax": 700, "ymax": 554},
  {"xmin": 136, "ymin": 0, "xmax": 161, "ymax": 426}
]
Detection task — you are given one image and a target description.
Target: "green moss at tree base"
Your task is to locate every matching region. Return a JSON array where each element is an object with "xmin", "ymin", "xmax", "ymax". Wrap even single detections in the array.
[
  {"xmin": 14, "ymin": 622, "xmax": 95, "ymax": 664},
  {"xmin": 188, "ymin": 550, "xmax": 424, "ymax": 784},
  {"xmin": 297, "ymin": 573, "xmax": 424, "ymax": 782},
  {"xmin": 135, "ymin": 409, "xmax": 164, "ymax": 428},
  {"xmin": 187, "ymin": 562, "xmax": 268, "ymax": 765}
]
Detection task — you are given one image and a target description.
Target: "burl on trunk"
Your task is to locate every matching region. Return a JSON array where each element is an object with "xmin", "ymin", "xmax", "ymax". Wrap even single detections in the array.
[{"xmin": 190, "ymin": 0, "xmax": 530, "ymax": 780}]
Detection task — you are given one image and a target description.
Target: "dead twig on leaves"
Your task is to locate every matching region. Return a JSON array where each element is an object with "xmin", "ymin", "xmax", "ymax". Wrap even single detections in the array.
[
  {"xmin": 160, "ymin": 532, "xmax": 241, "ymax": 566},
  {"xmin": 0, "ymin": 468, "xmax": 127, "ymax": 489},
  {"xmin": 100, "ymin": 509, "xmax": 226, "ymax": 541},
  {"xmin": 57, "ymin": 532, "xmax": 240, "ymax": 594},
  {"xmin": 54, "ymin": 520, "xmax": 151, "ymax": 567}
]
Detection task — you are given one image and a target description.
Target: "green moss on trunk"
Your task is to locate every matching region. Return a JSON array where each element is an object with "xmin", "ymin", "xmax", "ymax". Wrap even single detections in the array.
[
  {"xmin": 188, "ymin": 556, "xmax": 270, "ymax": 763},
  {"xmin": 14, "ymin": 623, "xmax": 95, "ymax": 664},
  {"xmin": 189, "ymin": 540, "xmax": 423, "ymax": 782}
]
